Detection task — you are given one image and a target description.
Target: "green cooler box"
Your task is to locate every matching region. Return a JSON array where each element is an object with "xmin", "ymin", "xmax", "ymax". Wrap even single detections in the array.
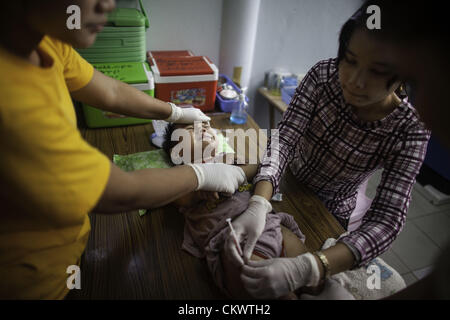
[
  {"xmin": 76, "ymin": 0, "xmax": 149, "ymax": 63},
  {"xmin": 82, "ymin": 62, "xmax": 155, "ymax": 128}
]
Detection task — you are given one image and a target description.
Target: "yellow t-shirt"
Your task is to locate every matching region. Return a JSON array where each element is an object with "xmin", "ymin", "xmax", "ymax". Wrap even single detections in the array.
[{"xmin": 0, "ymin": 36, "xmax": 111, "ymax": 299}]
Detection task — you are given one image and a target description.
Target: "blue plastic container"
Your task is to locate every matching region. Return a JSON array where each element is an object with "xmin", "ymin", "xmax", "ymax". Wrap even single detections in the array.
[
  {"xmin": 281, "ymin": 86, "xmax": 296, "ymax": 105},
  {"xmin": 216, "ymin": 74, "xmax": 249, "ymax": 112}
]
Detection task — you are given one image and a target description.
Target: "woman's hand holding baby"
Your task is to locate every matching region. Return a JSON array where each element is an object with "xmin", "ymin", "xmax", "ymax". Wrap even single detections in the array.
[
  {"xmin": 224, "ymin": 195, "xmax": 272, "ymax": 266},
  {"xmin": 240, "ymin": 253, "xmax": 321, "ymax": 299}
]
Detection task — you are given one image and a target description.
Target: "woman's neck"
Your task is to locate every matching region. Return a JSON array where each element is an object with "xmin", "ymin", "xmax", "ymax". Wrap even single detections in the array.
[{"xmin": 351, "ymin": 93, "xmax": 401, "ymax": 122}]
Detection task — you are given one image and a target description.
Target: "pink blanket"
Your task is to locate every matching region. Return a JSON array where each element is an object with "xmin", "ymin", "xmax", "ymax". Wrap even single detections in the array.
[{"xmin": 180, "ymin": 190, "xmax": 305, "ymax": 294}]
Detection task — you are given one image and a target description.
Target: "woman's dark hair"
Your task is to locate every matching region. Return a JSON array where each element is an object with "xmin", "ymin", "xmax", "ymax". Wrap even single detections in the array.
[
  {"xmin": 337, "ymin": 2, "xmax": 400, "ymax": 92},
  {"xmin": 337, "ymin": 5, "xmax": 366, "ymax": 65}
]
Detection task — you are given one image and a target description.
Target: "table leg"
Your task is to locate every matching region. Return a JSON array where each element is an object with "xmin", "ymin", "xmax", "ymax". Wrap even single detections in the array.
[{"xmin": 269, "ymin": 104, "xmax": 274, "ymax": 129}]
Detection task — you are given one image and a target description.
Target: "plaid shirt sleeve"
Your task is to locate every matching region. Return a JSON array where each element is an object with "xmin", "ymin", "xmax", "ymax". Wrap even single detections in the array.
[
  {"xmin": 339, "ymin": 125, "xmax": 431, "ymax": 267},
  {"xmin": 253, "ymin": 63, "xmax": 322, "ymax": 193}
]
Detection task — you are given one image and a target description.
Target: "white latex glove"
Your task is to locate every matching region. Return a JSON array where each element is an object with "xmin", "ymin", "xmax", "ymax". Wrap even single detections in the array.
[
  {"xmin": 165, "ymin": 102, "xmax": 211, "ymax": 123},
  {"xmin": 240, "ymin": 253, "xmax": 321, "ymax": 299},
  {"xmin": 187, "ymin": 163, "xmax": 246, "ymax": 194},
  {"xmin": 300, "ymin": 278, "xmax": 355, "ymax": 300},
  {"xmin": 224, "ymin": 195, "xmax": 272, "ymax": 266}
]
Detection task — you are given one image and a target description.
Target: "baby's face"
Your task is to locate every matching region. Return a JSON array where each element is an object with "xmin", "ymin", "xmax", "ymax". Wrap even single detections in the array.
[{"xmin": 172, "ymin": 122, "xmax": 219, "ymax": 163}]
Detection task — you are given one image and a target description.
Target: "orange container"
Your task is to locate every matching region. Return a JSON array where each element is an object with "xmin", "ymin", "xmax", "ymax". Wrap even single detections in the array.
[
  {"xmin": 147, "ymin": 50, "xmax": 194, "ymax": 60},
  {"xmin": 150, "ymin": 56, "xmax": 218, "ymax": 112}
]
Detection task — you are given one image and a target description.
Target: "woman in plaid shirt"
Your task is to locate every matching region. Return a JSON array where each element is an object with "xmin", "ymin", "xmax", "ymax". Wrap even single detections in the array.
[{"xmin": 226, "ymin": 4, "xmax": 430, "ymax": 299}]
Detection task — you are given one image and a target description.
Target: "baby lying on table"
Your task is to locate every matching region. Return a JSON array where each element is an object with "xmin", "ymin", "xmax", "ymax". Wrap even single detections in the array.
[{"xmin": 162, "ymin": 121, "xmax": 322, "ymax": 299}]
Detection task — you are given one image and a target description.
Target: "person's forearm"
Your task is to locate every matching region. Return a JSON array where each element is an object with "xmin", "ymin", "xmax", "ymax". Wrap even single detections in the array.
[
  {"xmin": 93, "ymin": 163, "xmax": 198, "ymax": 213},
  {"xmin": 71, "ymin": 70, "xmax": 173, "ymax": 120},
  {"xmin": 254, "ymin": 180, "xmax": 274, "ymax": 201},
  {"xmin": 129, "ymin": 165, "xmax": 200, "ymax": 208},
  {"xmin": 111, "ymin": 79, "xmax": 172, "ymax": 119},
  {"xmin": 314, "ymin": 243, "xmax": 355, "ymax": 279}
]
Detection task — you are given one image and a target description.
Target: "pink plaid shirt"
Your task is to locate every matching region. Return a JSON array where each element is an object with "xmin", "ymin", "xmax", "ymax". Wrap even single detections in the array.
[{"xmin": 255, "ymin": 59, "xmax": 430, "ymax": 267}]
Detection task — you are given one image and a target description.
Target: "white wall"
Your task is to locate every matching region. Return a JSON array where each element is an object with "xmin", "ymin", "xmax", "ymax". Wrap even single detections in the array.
[
  {"xmin": 116, "ymin": 0, "xmax": 361, "ymax": 129},
  {"xmin": 219, "ymin": 0, "xmax": 261, "ymax": 89},
  {"xmin": 116, "ymin": 0, "xmax": 223, "ymax": 65},
  {"xmin": 248, "ymin": 0, "xmax": 361, "ymax": 129}
]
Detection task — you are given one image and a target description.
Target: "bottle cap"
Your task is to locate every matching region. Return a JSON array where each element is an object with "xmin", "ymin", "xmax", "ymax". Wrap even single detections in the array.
[{"xmin": 220, "ymin": 89, "xmax": 238, "ymax": 100}]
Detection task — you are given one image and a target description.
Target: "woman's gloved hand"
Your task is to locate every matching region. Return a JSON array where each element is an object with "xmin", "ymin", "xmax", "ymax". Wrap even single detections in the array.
[
  {"xmin": 240, "ymin": 253, "xmax": 321, "ymax": 299},
  {"xmin": 165, "ymin": 102, "xmax": 211, "ymax": 123},
  {"xmin": 187, "ymin": 163, "xmax": 246, "ymax": 194},
  {"xmin": 224, "ymin": 195, "xmax": 272, "ymax": 266}
]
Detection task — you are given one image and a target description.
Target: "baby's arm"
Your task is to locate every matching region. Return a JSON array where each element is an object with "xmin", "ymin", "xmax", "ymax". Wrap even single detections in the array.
[
  {"xmin": 238, "ymin": 163, "xmax": 258, "ymax": 181},
  {"xmin": 217, "ymin": 152, "xmax": 258, "ymax": 181}
]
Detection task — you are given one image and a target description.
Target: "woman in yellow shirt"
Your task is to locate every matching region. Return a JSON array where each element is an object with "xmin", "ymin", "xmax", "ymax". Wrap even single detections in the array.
[{"xmin": 0, "ymin": 0, "xmax": 245, "ymax": 299}]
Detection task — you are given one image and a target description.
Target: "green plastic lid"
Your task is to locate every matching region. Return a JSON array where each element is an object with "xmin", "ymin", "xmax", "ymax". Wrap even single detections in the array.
[
  {"xmin": 107, "ymin": 0, "xmax": 149, "ymax": 28},
  {"xmin": 93, "ymin": 62, "xmax": 151, "ymax": 84}
]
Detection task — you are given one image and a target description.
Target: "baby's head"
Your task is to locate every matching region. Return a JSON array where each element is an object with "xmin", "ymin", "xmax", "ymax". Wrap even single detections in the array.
[{"xmin": 162, "ymin": 121, "xmax": 219, "ymax": 164}]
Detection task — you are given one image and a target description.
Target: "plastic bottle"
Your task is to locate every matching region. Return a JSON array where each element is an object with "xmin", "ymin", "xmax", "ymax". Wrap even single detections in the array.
[{"xmin": 230, "ymin": 90, "xmax": 248, "ymax": 124}]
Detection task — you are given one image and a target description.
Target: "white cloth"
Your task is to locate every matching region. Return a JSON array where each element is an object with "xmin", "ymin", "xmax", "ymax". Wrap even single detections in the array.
[
  {"xmin": 323, "ymin": 237, "xmax": 406, "ymax": 300},
  {"xmin": 300, "ymin": 278, "xmax": 356, "ymax": 300}
]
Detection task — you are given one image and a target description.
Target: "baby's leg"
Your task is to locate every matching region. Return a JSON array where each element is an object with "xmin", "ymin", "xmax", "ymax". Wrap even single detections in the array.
[
  {"xmin": 220, "ymin": 251, "xmax": 264, "ymax": 299},
  {"xmin": 281, "ymin": 225, "xmax": 308, "ymax": 256}
]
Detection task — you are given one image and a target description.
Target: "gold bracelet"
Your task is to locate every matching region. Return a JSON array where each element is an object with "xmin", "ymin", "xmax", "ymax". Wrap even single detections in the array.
[{"xmin": 314, "ymin": 251, "xmax": 331, "ymax": 280}]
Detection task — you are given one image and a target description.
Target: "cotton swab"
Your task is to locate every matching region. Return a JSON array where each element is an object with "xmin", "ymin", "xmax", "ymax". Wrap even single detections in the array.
[{"xmin": 226, "ymin": 218, "xmax": 243, "ymax": 257}]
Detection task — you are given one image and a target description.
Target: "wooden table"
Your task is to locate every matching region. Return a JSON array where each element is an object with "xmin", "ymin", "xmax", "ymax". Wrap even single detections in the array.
[
  {"xmin": 258, "ymin": 87, "xmax": 289, "ymax": 129},
  {"xmin": 67, "ymin": 113, "xmax": 344, "ymax": 299}
]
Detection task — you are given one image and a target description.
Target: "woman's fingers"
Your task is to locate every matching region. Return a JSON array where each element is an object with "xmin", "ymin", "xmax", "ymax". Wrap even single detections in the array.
[{"xmin": 224, "ymin": 235, "xmax": 244, "ymax": 267}]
